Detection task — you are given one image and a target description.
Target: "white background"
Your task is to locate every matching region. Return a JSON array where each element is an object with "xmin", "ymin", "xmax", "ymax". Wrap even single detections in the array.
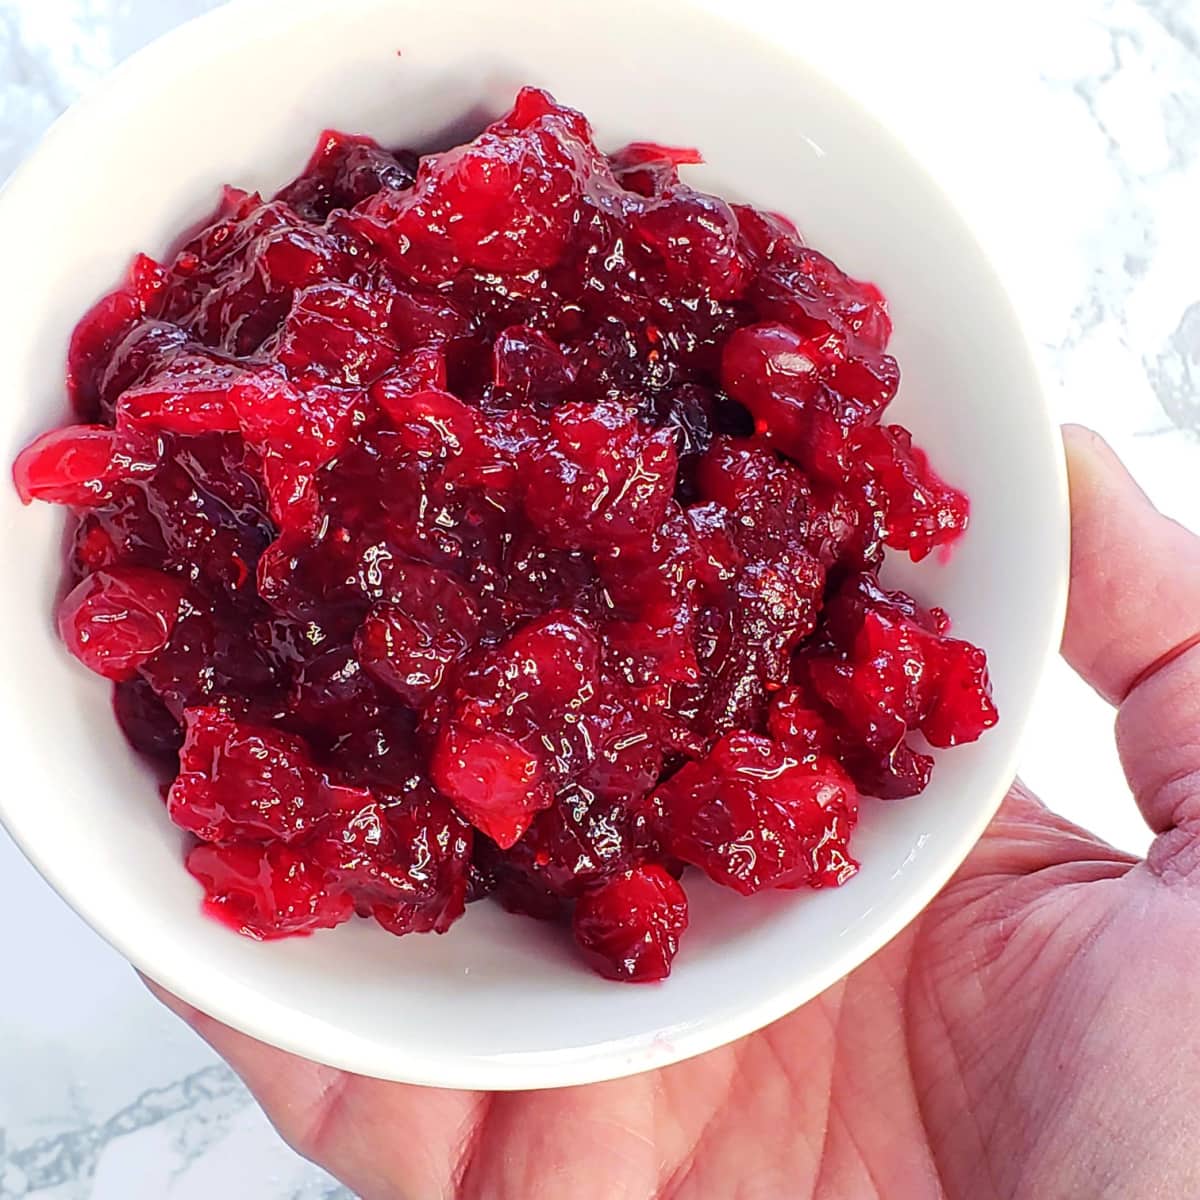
[{"xmin": 2, "ymin": 0, "xmax": 1198, "ymax": 1195}]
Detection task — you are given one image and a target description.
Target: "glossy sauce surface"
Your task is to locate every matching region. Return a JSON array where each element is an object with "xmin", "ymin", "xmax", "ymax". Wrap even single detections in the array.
[{"xmin": 13, "ymin": 88, "xmax": 995, "ymax": 982}]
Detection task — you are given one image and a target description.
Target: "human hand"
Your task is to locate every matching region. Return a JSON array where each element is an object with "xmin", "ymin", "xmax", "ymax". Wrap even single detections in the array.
[{"xmin": 149, "ymin": 426, "xmax": 1200, "ymax": 1199}]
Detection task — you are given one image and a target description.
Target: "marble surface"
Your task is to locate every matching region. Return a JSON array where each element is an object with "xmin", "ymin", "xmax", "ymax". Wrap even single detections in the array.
[{"xmin": 2, "ymin": 0, "xmax": 1198, "ymax": 1195}]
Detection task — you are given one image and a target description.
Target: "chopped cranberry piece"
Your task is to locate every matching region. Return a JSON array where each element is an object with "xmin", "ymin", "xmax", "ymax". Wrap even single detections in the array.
[
  {"xmin": 850, "ymin": 424, "xmax": 969, "ymax": 561},
  {"xmin": 572, "ymin": 864, "xmax": 689, "ymax": 982},
  {"xmin": 799, "ymin": 573, "xmax": 997, "ymax": 796},
  {"xmin": 657, "ymin": 733, "xmax": 858, "ymax": 894},
  {"xmin": 186, "ymin": 841, "xmax": 355, "ymax": 940},
  {"xmin": 355, "ymin": 582, "xmax": 479, "ymax": 707},
  {"xmin": 113, "ymin": 675, "xmax": 184, "ymax": 760},
  {"xmin": 267, "ymin": 282, "xmax": 399, "ymax": 387},
  {"xmin": 477, "ymin": 836, "xmax": 568, "ymax": 921},
  {"xmin": 275, "ymin": 130, "xmax": 418, "ymax": 221},
  {"xmin": 497, "ymin": 776, "xmax": 658, "ymax": 900},
  {"xmin": 307, "ymin": 793, "xmax": 472, "ymax": 935},
  {"xmin": 370, "ymin": 379, "xmax": 487, "ymax": 479},
  {"xmin": 923, "ymin": 639, "xmax": 1000, "ymax": 748},
  {"xmin": 721, "ymin": 322, "xmax": 897, "ymax": 477},
  {"xmin": 748, "ymin": 236, "xmax": 893, "ymax": 357},
  {"xmin": 766, "ymin": 689, "xmax": 835, "ymax": 762},
  {"xmin": 631, "ymin": 192, "xmax": 747, "ymax": 300},
  {"xmin": 168, "ymin": 706, "xmax": 370, "ymax": 843},
  {"xmin": 285, "ymin": 643, "xmax": 387, "ymax": 742},
  {"xmin": 430, "ymin": 725, "xmax": 550, "ymax": 848},
  {"xmin": 524, "ymin": 400, "xmax": 677, "ymax": 550},
  {"xmin": 68, "ymin": 254, "xmax": 166, "ymax": 418},
  {"xmin": 14, "ymin": 87, "xmax": 996, "ymax": 980},
  {"xmin": 351, "ymin": 89, "xmax": 596, "ymax": 281}
]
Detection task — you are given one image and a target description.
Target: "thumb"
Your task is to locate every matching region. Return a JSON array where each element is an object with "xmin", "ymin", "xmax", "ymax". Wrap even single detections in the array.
[{"xmin": 1063, "ymin": 425, "xmax": 1200, "ymax": 841}]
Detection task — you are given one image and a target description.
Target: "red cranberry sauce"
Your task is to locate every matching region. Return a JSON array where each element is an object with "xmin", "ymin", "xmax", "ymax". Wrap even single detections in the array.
[{"xmin": 13, "ymin": 88, "xmax": 995, "ymax": 982}]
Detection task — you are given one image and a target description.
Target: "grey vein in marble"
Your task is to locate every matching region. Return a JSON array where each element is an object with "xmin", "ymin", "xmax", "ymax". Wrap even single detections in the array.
[
  {"xmin": 0, "ymin": 1066, "xmax": 251, "ymax": 1198},
  {"xmin": 287, "ymin": 1184, "xmax": 355, "ymax": 1200},
  {"xmin": 1147, "ymin": 300, "xmax": 1200, "ymax": 430}
]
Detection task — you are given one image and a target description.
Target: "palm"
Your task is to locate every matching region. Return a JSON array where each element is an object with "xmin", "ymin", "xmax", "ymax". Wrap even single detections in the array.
[{"xmin": 153, "ymin": 431, "xmax": 1200, "ymax": 1199}]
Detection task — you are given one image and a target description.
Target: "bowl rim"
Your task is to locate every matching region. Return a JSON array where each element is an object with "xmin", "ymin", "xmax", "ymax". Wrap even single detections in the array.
[{"xmin": 0, "ymin": 0, "xmax": 1069, "ymax": 1090}]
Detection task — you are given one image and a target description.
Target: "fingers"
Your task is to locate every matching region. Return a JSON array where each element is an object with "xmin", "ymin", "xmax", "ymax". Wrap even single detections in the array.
[
  {"xmin": 962, "ymin": 781, "xmax": 1135, "ymax": 885},
  {"xmin": 1061, "ymin": 426, "xmax": 1200, "ymax": 704},
  {"xmin": 1063, "ymin": 426, "xmax": 1200, "ymax": 838}
]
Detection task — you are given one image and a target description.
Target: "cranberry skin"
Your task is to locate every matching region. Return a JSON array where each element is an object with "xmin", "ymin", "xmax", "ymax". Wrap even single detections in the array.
[
  {"xmin": 572, "ymin": 864, "xmax": 688, "ymax": 982},
  {"xmin": 658, "ymin": 733, "xmax": 859, "ymax": 895},
  {"xmin": 96, "ymin": 319, "xmax": 190, "ymax": 421},
  {"xmin": 12, "ymin": 425, "xmax": 121, "ymax": 506},
  {"xmin": 58, "ymin": 567, "xmax": 188, "ymax": 680},
  {"xmin": 524, "ymin": 400, "xmax": 678, "ymax": 551},
  {"xmin": 733, "ymin": 204, "xmax": 802, "ymax": 264},
  {"xmin": 186, "ymin": 840, "xmax": 355, "ymax": 940},
  {"xmin": 115, "ymin": 352, "xmax": 244, "ymax": 435},
  {"xmin": 610, "ymin": 141, "xmax": 703, "ymax": 197},
  {"xmin": 168, "ymin": 707, "xmax": 370, "ymax": 843},
  {"xmin": 268, "ymin": 282, "xmax": 399, "ymax": 388},
  {"xmin": 654, "ymin": 383, "xmax": 717, "ymax": 461}
]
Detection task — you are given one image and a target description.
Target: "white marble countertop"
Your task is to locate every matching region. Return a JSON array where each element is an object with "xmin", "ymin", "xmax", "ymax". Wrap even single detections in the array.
[{"xmin": 2, "ymin": 0, "xmax": 1198, "ymax": 1195}]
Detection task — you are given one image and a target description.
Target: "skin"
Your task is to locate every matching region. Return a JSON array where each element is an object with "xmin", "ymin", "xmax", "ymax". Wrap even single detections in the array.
[{"xmin": 148, "ymin": 425, "xmax": 1200, "ymax": 1199}]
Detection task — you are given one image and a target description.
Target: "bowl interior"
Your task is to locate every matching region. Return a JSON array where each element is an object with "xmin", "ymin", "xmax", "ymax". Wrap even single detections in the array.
[{"xmin": 0, "ymin": 0, "xmax": 1066, "ymax": 1088}]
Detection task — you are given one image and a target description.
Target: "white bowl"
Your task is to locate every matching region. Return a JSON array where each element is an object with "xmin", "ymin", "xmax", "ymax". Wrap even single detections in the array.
[{"xmin": 0, "ymin": 0, "xmax": 1066, "ymax": 1089}]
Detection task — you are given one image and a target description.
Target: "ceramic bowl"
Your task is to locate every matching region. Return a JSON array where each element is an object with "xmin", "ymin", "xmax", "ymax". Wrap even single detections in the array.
[{"xmin": 0, "ymin": 0, "xmax": 1067, "ymax": 1089}]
